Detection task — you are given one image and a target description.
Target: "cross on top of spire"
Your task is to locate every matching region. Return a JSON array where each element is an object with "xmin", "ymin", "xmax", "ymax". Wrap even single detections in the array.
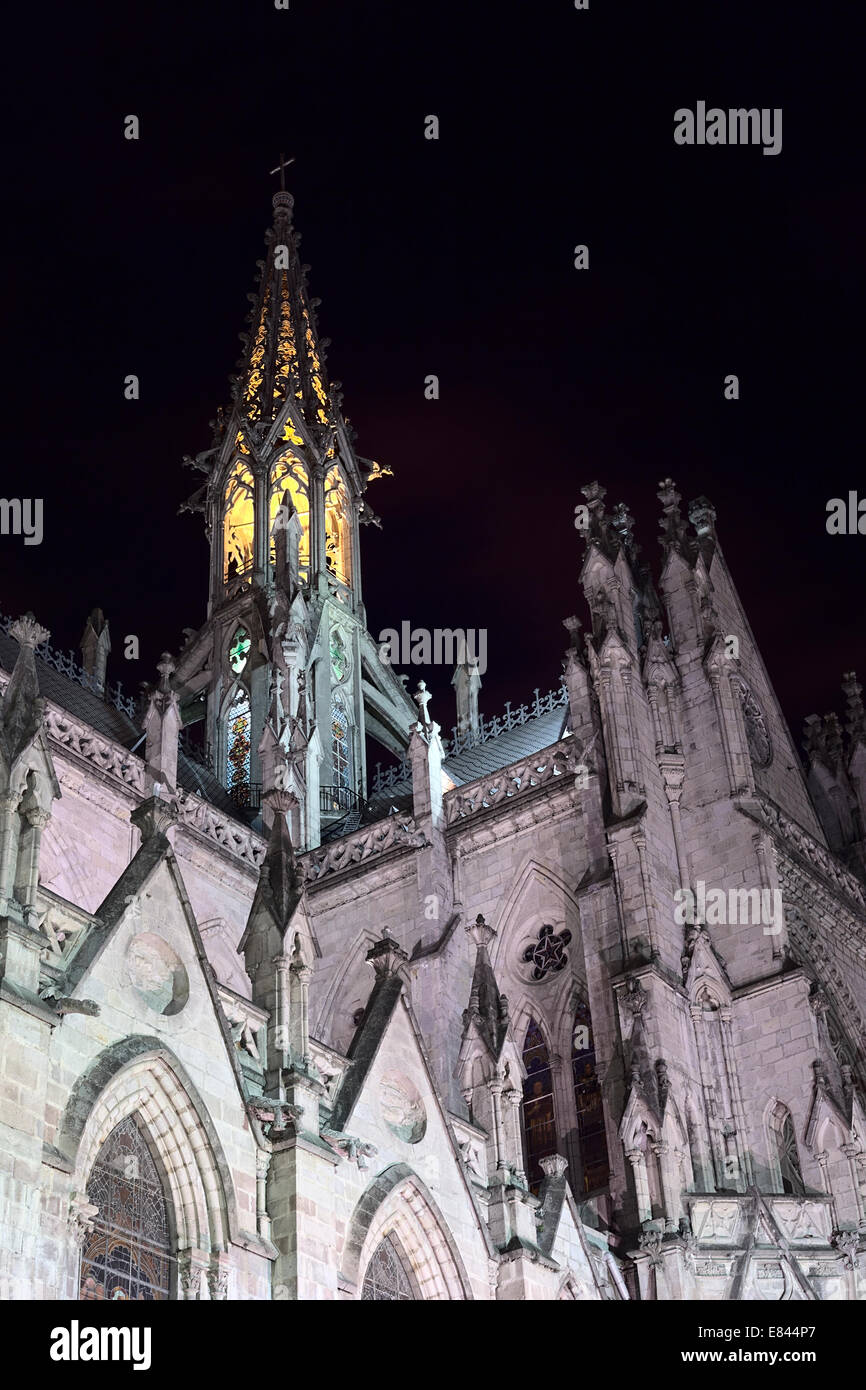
[{"xmin": 269, "ymin": 152, "xmax": 296, "ymax": 193}]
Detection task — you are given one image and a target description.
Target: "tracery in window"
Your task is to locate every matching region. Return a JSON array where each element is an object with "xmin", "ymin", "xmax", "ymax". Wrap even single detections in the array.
[
  {"xmin": 572, "ymin": 1001, "xmax": 610, "ymax": 1193},
  {"xmin": 79, "ymin": 1116, "xmax": 171, "ymax": 1301},
  {"xmin": 324, "ymin": 466, "xmax": 351, "ymax": 585},
  {"xmin": 270, "ymin": 454, "xmax": 309, "ymax": 579},
  {"xmin": 331, "ymin": 696, "xmax": 351, "ymax": 790},
  {"xmin": 770, "ymin": 1104, "xmax": 805, "ymax": 1195},
  {"xmin": 735, "ymin": 680, "xmax": 773, "ymax": 769},
  {"xmin": 361, "ymin": 1234, "xmax": 415, "ymax": 1301},
  {"xmin": 223, "ymin": 459, "xmax": 255, "ymax": 581},
  {"xmin": 226, "ymin": 687, "xmax": 252, "ymax": 804},
  {"xmin": 330, "ymin": 628, "xmax": 348, "ymax": 684},
  {"xmin": 228, "ymin": 626, "xmax": 251, "ymax": 675},
  {"xmin": 522, "ymin": 923, "xmax": 572, "ymax": 982},
  {"xmin": 522, "ymin": 1019, "xmax": 557, "ymax": 1191}
]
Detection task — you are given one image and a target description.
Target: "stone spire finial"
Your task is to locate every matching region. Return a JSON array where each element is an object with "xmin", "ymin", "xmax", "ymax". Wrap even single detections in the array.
[
  {"xmin": 413, "ymin": 680, "xmax": 433, "ymax": 727},
  {"xmin": 842, "ymin": 672, "xmax": 865, "ymax": 744},
  {"xmin": 452, "ymin": 661, "xmax": 482, "ymax": 742},
  {"xmin": 657, "ymin": 478, "xmax": 688, "ymax": 554},
  {"xmin": 562, "ymin": 614, "xmax": 582, "ymax": 651},
  {"xmin": 8, "ymin": 614, "xmax": 49, "ymax": 651},
  {"xmin": 462, "ymin": 915, "xmax": 509, "ymax": 1059},
  {"xmin": 261, "ymin": 788, "xmax": 303, "ymax": 932},
  {"xmin": 803, "ymin": 714, "xmax": 826, "ymax": 764},
  {"xmin": 365, "ymin": 933, "xmax": 409, "ymax": 981},
  {"xmin": 688, "ymin": 495, "xmax": 717, "ymax": 541},
  {"xmin": 611, "ymin": 501, "xmax": 637, "ymax": 552},
  {"xmin": 0, "ymin": 615, "xmax": 48, "ymax": 778},
  {"xmin": 156, "ymin": 652, "xmax": 175, "ymax": 694},
  {"xmin": 580, "ymin": 480, "xmax": 614, "ymax": 552},
  {"xmin": 79, "ymin": 609, "xmax": 111, "ymax": 696},
  {"xmin": 467, "ymin": 912, "xmax": 495, "ymax": 951},
  {"xmin": 823, "ymin": 713, "xmax": 844, "ymax": 768},
  {"xmin": 141, "ymin": 652, "xmax": 180, "ymax": 799}
]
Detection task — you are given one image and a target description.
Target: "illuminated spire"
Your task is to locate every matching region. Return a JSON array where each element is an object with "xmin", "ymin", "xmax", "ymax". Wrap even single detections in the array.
[{"xmin": 232, "ymin": 185, "xmax": 336, "ymax": 437}]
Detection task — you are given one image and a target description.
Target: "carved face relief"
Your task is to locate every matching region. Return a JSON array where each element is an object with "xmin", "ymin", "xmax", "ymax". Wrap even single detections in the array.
[
  {"xmin": 379, "ymin": 1073, "xmax": 427, "ymax": 1145},
  {"xmin": 125, "ymin": 934, "xmax": 189, "ymax": 1017}
]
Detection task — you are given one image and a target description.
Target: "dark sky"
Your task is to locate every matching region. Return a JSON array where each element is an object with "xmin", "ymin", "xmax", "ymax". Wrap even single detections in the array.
[{"xmin": 3, "ymin": 0, "xmax": 863, "ymax": 756}]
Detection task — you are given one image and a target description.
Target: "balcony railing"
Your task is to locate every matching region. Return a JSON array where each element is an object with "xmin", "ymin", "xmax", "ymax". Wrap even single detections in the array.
[
  {"xmin": 228, "ymin": 782, "xmax": 262, "ymax": 811},
  {"xmin": 320, "ymin": 785, "xmax": 361, "ymax": 817}
]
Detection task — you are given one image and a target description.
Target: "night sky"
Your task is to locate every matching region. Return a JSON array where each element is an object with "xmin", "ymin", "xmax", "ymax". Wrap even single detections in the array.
[{"xmin": 3, "ymin": 0, "xmax": 863, "ymax": 755}]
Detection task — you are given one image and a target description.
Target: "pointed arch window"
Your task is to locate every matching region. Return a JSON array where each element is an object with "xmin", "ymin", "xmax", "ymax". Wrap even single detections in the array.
[
  {"xmin": 270, "ymin": 454, "xmax": 309, "ymax": 580},
  {"xmin": 226, "ymin": 686, "xmax": 252, "ymax": 804},
  {"xmin": 228, "ymin": 626, "xmax": 251, "ymax": 675},
  {"xmin": 324, "ymin": 465, "xmax": 352, "ymax": 586},
  {"xmin": 331, "ymin": 696, "xmax": 351, "ymax": 790},
  {"xmin": 770, "ymin": 1104, "xmax": 805, "ymax": 1195},
  {"xmin": 79, "ymin": 1115, "xmax": 172, "ymax": 1300},
  {"xmin": 361, "ymin": 1234, "xmax": 416, "ymax": 1301},
  {"xmin": 223, "ymin": 459, "xmax": 255, "ymax": 581},
  {"xmin": 572, "ymin": 1000, "xmax": 610, "ymax": 1193},
  {"xmin": 522, "ymin": 1019, "xmax": 557, "ymax": 1191}
]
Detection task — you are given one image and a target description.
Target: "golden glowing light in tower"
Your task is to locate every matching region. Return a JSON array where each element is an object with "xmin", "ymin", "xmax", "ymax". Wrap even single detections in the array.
[
  {"xmin": 270, "ymin": 454, "xmax": 310, "ymax": 578},
  {"xmin": 324, "ymin": 465, "xmax": 351, "ymax": 585},
  {"xmin": 223, "ymin": 459, "xmax": 255, "ymax": 581}
]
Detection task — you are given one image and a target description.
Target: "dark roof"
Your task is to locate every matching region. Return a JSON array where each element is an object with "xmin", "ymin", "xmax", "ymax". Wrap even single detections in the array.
[
  {"xmin": 443, "ymin": 706, "xmax": 569, "ymax": 785},
  {"xmin": 0, "ymin": 633, "xmax": 243, "ymax": 820},
  {"xmin": 0, "ymin": 632, "xmax": 140, "ymax": 746},
  {"xmin": 364, "ymin": 706, "xmax": 570, "ymax": 815}
]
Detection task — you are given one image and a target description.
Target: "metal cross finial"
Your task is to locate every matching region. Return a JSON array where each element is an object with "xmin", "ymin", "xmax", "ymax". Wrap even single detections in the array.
[{"xmin": 269, "ymin": 153, "xmax": 296, "ymax": 192}]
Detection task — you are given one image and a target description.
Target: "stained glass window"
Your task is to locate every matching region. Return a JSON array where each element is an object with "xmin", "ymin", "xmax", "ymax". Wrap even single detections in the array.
[
  {"xmin": 522, "ymin": 1019, "xmax": 557, "ymax": 1191},
  {"xmin": 332, "ymin": 697, "xmax": 350, "ymax": 789},
  {"xmin": 79, "ymin": 1116, "xmax": 172, "ymax": 1301},
  {"xmin": 229, "ymin": 627, "xmax": 251, "ymax": 675},
  {"xmin": 324, "ymin": 466, "xmax": 351, "ymax": 585},
  {"xmin": 522, "ymin": 924, "xmax": 572, "ymax": 981},
  {"xmin": 330, "ymin": 629, "xmax": 347, "ymax": 684},
  {"xmin": 227, "ymin": 687, "xmax": 251, "ymax": 803},
  {"xmin": 223, "ymin": 459, "xmax": 255, "ymax": 581},
  {"xmin": 361, "ymin": 1235, "xmax": 415, "ymax": 1301},
  {"xmin": 572, "ymin": 1001, "xmax": 610, "ymax": 1194}
]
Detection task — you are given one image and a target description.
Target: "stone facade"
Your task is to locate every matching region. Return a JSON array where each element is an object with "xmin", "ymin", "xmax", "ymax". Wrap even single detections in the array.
[{"xmin": 0, "ymin": 193, "xmax": 864, "ymax": 1301}]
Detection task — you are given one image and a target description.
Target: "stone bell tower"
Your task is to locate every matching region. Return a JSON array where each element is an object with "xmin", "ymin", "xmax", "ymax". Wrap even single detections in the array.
[{"xmin": 175, "ymin": 177, "xmax": 415, "ymax": 848}]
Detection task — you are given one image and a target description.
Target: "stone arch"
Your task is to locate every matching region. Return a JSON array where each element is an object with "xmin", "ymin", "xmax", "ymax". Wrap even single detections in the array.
[
  {"xmin": 40, "ymin": 818, "xmax": 106, "ymax": 914},
  {"xmin": 60, "ymin": 1036, "xmax": 238, "ymax": 1254},
  {"xmin": 313, "ymin": 925, "xmax": 379, "ymax": 1053},
  {"xmin": 343, "ymin": 1163, "xmax": 473, "ymax": 1300},
  {"xmin": 764, "ymin": 1098, "xmax": 805, "ymax": 1196},
  {"xmin": 491, "ymin": 857, "xmax": 583, "ymax": 985}
]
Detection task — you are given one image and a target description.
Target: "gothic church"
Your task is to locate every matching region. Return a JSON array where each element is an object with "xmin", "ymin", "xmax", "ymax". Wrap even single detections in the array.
[{"xmin": 1, "ymin": 187, "xmax": 864, "ymax": 1301}]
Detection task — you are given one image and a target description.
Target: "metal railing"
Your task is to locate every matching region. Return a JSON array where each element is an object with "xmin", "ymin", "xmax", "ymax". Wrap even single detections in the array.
[
  {"xmin": 228, "ymin": 782, "xmax": 263, "ymax": 811},
  {"xmin": 0, "ymin": 608, "xmax": 137, "ymax": 718},
  {"xmin": 320, "ymin": 785, "xmax": 361, "ymax": 816},
  {"xmin": 178, "ymin": 729, "xmax": 215, "ymax": 773},
  {"xmin": 370, "ymin": 679, "xmax": 568, "ymax": 795}
]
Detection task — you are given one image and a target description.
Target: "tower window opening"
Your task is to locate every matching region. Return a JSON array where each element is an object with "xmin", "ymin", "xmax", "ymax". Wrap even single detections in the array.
[
  {"xmin": 226, "ymin": 687, "xmax": 252, "ymax": 804},
  {"xmin": 324, "ymin": 466, "xmax": 351, "ymax": 586},
  {"xmin": 572, "ymin": 1001, "xmax": 610, "ymax": 1193},
  {"xmin": 331, "ymin": 697, "xmax": 351, "ymax": 790},
  {"xmin": 522, "ymin": 1019, "xmax": 557, "ymax": 1191},
  {"xmin": 223, "ymin": 460, "xmax": 255, "ymax": 581},
  {"xmin": 269, "ymin": 455, "xmax": 309, "ymax": 580}
]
